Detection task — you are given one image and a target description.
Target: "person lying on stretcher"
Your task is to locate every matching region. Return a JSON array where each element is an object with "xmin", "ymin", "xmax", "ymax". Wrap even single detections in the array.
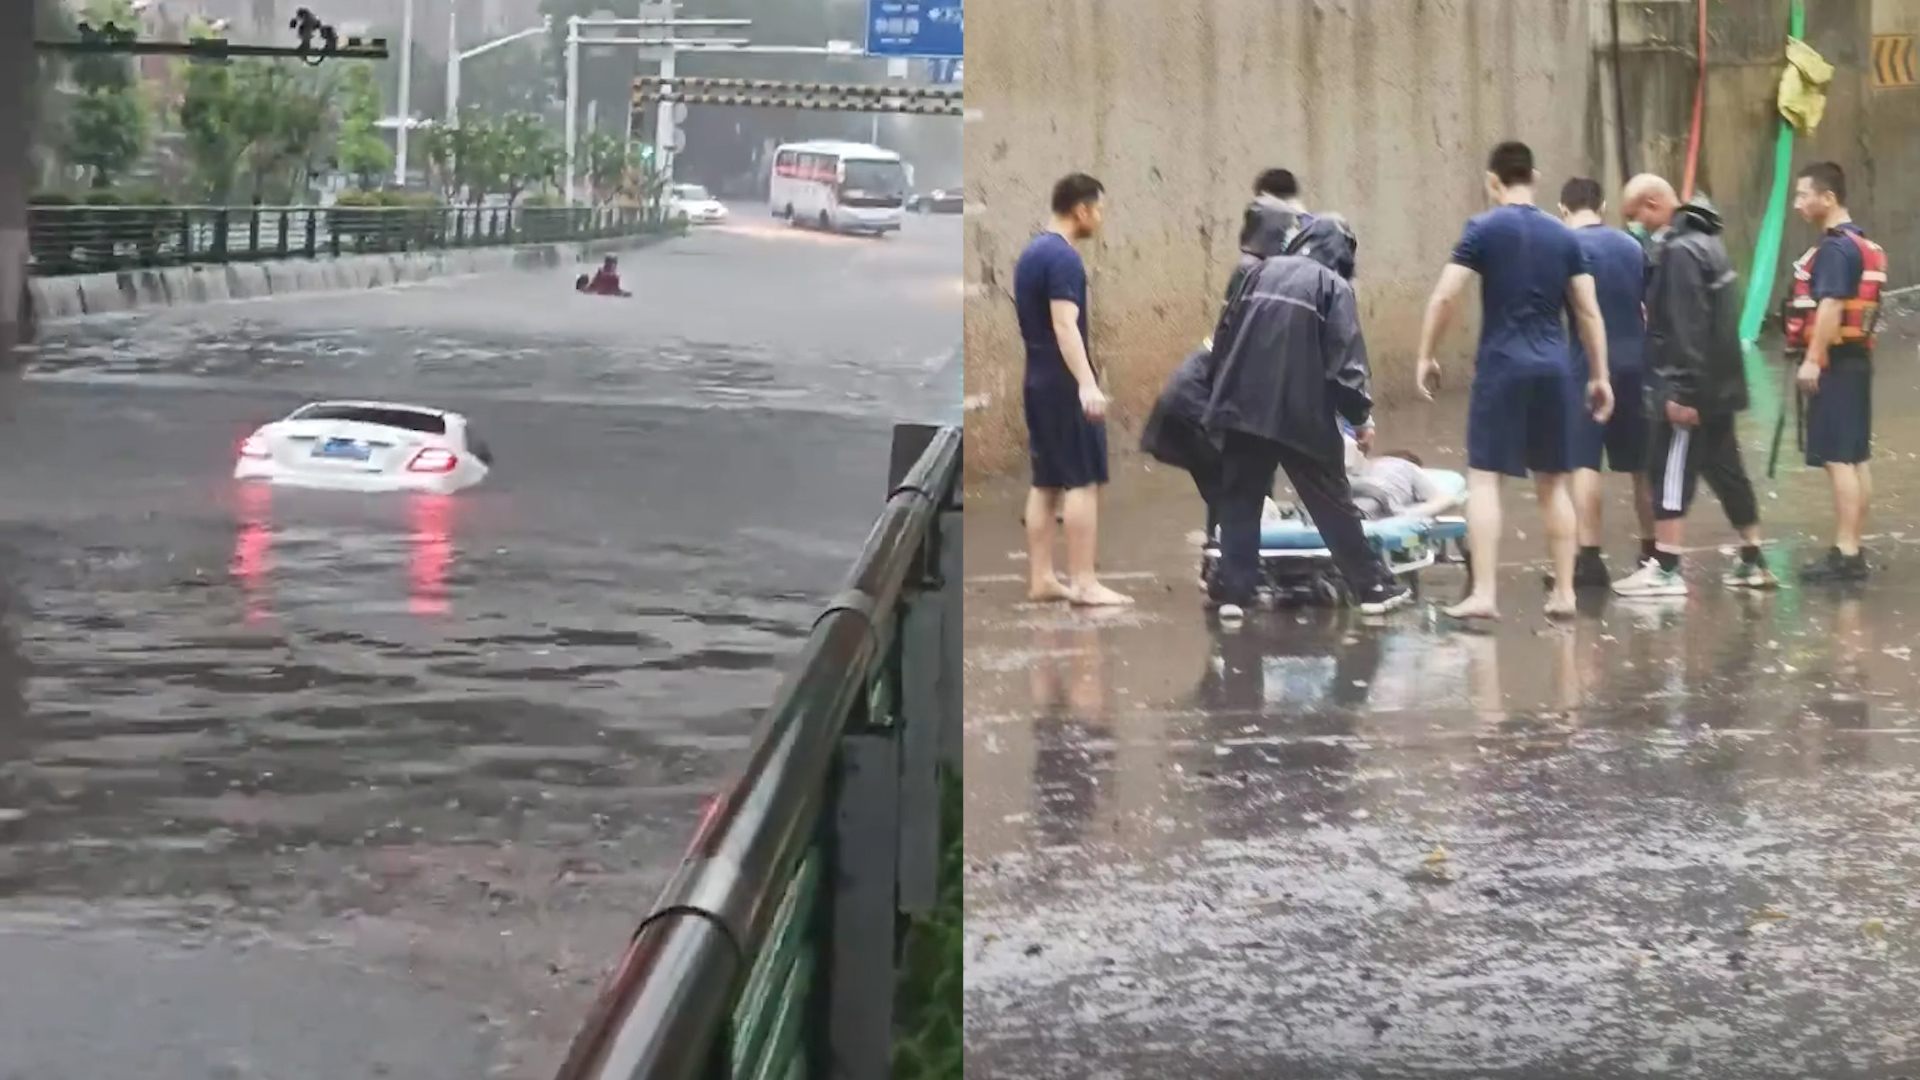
[{"xmin": 1340, "ymin": 434, "xmax": 1464, "ymax": 523}]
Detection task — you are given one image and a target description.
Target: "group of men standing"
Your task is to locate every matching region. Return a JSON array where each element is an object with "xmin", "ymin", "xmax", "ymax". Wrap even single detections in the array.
[{"xmin": 1010, "ymin": 140, "xmax": 1887, "ymax": 619}]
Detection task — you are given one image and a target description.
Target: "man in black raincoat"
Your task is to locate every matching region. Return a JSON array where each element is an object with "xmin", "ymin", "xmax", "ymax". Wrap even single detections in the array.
[
  {"xmin": 1200, "ymin": 215, "xmax": 1410, "ymax": 616},
  {"xmin": 1140, "ymin": 193, "xmax": 1302, "ymax": 545}
]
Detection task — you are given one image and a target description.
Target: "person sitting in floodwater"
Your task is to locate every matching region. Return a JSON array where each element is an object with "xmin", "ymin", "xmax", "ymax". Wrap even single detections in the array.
[{"xmin": 583, "ymin": 256, "xmax": 630, "ymax": 297}]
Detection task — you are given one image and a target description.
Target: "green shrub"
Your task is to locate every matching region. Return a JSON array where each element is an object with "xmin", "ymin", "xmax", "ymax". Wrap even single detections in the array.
[{"xmin": 893, "ymin": 769, "xmax": 961, "ymax": 1080}]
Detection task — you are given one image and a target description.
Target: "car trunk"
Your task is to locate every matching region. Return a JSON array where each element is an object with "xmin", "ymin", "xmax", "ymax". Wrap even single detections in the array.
[{"xmin": 272, "ymin": 419, "xmax": 424, "ymax": 474}]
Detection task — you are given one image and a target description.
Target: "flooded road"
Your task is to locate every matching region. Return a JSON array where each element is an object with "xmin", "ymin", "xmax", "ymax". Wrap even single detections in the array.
[
  {"xmin": 0, "ymin": 211, "xmax": 959, "ymax": 1078},
  {"xmin": 964, "ymin": 313, "xmax": 1920, "ymax": 1079}
]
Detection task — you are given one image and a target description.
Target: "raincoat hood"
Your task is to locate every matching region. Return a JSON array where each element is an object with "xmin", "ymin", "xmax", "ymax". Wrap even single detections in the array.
[
  {"xmin": 1284, "ymin": 212, "xmax": 1358, "ymax": 279},
  {"xmin": 1674, "ymin": 196, "xmax": 1724, "ymax": 236},
  {"xmin": 1238, "ymin": 194, "xmax": 1301, "ymax": 260}
]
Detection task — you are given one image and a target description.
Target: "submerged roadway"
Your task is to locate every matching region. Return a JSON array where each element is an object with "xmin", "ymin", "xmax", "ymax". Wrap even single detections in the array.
[{"xmin": 0, "ymin": 208, "xmax": 959, "ymax": 1079}]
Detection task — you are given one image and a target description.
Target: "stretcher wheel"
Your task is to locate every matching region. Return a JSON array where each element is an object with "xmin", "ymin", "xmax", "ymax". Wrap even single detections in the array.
[{"xmin": 1314, "ymin": 574, "xmax": 1344, "ymax": 607}]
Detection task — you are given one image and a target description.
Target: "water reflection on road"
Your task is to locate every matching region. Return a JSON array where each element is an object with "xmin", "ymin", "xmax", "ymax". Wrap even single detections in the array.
[
  {"xmin": 964, "ymin": 313, "xmax": 1920, "ymax": 1080},
  {"xmin": 0, "ymin": 213, "xmax": 959, "ymax": 1078}
]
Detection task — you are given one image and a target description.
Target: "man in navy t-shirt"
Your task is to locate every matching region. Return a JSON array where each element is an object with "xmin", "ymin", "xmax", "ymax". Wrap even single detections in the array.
[
  {"xmin": 1012, "ymin": 172, "xmax": 1131, "ymax": 607},
  {"xmin": 1415, "ymin": 141, "xmax": 1614, "ymax": 621},
  {"xmin": 1793, "ymin": 161, "xmax": 1877, "ymax": 582},
  {"xmin": 1558, "ymin": 176, "xmax": 1653, "ymax": 587}
]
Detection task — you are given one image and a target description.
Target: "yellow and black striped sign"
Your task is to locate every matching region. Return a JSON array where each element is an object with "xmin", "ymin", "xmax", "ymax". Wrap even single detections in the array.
[
  {"xmin": 631, "ymin": 91, "xmax": 963, "ymax": 115},
  {"xmin": 1872, "ymin": 34, "xmax": 1916, "ymax": 89},
  {"xmin": 631, "ymin": 76, "xmax": 963, "ymax": 107}
]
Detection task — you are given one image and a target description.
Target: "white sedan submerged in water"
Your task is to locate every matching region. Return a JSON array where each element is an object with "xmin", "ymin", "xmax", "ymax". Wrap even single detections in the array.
[{"xmin": 234, "ymin": 401, "xmax": 493, "ymax": 495}]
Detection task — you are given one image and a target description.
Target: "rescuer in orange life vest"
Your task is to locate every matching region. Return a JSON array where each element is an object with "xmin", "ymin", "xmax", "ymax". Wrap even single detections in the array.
[{"xmin": 1786, "ymin": 161, "xmax": 1888, "ymax": 583}]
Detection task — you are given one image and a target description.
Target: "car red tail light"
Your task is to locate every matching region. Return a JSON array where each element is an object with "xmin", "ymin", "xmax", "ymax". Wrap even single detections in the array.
[
  {"xmin": 239, "ymin": 434, "xmax": 271, "ymax": 458},
  {"xmin": 407, "ymin": 448, "xmax": 458, "ymax": 474}
]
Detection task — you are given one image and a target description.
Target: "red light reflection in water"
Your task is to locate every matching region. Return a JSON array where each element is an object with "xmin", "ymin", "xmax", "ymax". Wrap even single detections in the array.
[
  {"xmin": 231, "ymin": 481, "xmax": 274, "ymax": 623},
  {"xmin": 407, "ymin": 493, "xmax": 455, "ymax": 616},
  {"xmin": 230, "ymin": 485, "xmax": 458, "ymax": 620}
]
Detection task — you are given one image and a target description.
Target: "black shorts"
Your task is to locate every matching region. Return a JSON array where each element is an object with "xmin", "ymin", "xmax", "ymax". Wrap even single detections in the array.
[
  {"xmin": 1804, "ymin": 360, "xmax": 1872, "ymax": 467},
  {"xmin": 1648, "ymin": 411, "xmax": 1760, "ymax": 527},
  {"xmin": 1571, "ymin": 367, "xmax": 1649, "ymax": 472},
  {"xmin": 1025, "ymin": 382, "xmax": 1109, "ymax": 490}
]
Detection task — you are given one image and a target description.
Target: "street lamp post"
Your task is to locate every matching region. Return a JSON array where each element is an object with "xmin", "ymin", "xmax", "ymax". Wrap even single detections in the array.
[
  {"xmin": 394, "ymin": 0, "xmax": 414, "ymax": 185},
  {"xmin": 445, "ymin": 12, "xmax": 553, "ymax": 126}
]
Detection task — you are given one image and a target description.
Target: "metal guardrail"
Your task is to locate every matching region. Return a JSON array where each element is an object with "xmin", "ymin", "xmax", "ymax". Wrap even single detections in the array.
[
  {"xmin": 26, "ymin": 203, "xmax": 669, "ymax": 276},
  {"xmin": 554, "ymin": 422, "xmax": 963, "ymax": 1080}
]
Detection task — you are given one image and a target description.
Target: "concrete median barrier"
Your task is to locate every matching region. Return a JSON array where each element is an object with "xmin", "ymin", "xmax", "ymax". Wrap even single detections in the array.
[{"xmin": 28, "ymin": 233, "xmax": 674, "ymax": 320}]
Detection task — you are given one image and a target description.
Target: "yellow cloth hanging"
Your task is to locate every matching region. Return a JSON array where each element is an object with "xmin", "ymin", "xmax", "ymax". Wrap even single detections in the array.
[{"xmin": 1777, "ymin": 36, "xmax": 1833, "ymax": 136}]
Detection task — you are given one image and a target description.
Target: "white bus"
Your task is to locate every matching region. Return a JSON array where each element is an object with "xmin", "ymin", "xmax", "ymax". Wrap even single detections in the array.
[{"xmin": 768, "ymin": 140, "xmax": 908, "ymax": 235}]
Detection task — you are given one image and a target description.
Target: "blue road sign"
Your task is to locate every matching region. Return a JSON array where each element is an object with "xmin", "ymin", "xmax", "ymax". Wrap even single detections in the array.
[
  {"xmin": 929, "ymin": 58, "xmax": 962, "ymax": 84},
  {"xmin": 865, "ymin": 0, "xmax": 962, "ymax": 59}
]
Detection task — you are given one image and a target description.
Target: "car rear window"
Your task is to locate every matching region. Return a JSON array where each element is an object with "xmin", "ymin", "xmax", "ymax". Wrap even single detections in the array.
[{"xmin": 292, "ymin": 404, "xmax": 447, "ymax": 434}]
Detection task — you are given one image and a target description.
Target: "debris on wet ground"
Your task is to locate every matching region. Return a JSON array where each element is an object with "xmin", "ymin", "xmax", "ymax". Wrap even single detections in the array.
[{"xmin": 967, "ymin": 313, "xmax": 1920, "ymax": 1079}]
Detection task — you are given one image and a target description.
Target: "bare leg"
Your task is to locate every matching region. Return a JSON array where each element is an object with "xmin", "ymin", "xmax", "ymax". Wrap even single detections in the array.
[
  {"xmin": 1063, "ymin": 485, "xmax": 1132, "ymax": 605},
  {"xmin": 1025, "ymin": 487, "xmax": 1071, "ymax": 601},
  {"xmin": 1444, "ymin": 469, "xmax": 1503, "ymax": 620},
  {"xmin": 1827, "ymin": 463, "xmax": 1867, "ymax": 555},
  {"xmin": 1631, "ymin": 472, "xmax": 1655, "ymax": 549},
  {"xmin": 1571, "ymin": 468, "xmax": 1603, "ymax": 548},
  {"xmin": 1858, "ymin": 462, "xmax": 1872, "ymax": 546},
  {"xmin": 1537, "ymin": 472, "xmax": 1578, "ymax": 617}
]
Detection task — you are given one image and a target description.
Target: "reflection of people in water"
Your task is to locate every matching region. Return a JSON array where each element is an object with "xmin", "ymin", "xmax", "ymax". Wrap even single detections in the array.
[
  {"xmin": 1027, "ymin": 624, "xmax": 1113, "ymax": 849},
  {"xmin": 581, "ymin": 255, "xmax": 631, "ymax": 297},
  {"xmin": 1190, "ymin": 618, "xmax": 1384, "ymax": 839}
]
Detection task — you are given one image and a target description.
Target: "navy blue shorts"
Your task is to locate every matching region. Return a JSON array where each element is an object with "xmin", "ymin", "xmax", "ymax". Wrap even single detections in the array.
[
  {"xmin": 1467, "ymin": 364, "xmax": 1581, "ymax": 477},
  {"xmin": 1804, "ymin": 361, "xmax": 1872, "ymax": 467},
  {"xmin": 1571, "ymin": 367, "xmax": 1648, "ymax": 472},
  {"xmin": 1025, "ymin": 381, "xmax": 1109, "ymax": 490}
]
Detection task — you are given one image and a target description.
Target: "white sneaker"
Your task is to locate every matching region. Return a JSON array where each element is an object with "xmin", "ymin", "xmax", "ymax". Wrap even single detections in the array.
[
  {"xmin": 1611, "ymin": 558, "xmax": 1687, "ymax": 598},
  {"xmin": 1217, "ymin": 603, "xmax": 1246, "ymax": 621}
]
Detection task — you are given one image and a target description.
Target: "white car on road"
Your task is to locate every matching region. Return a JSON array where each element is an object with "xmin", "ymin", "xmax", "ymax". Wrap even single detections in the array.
[
  {"xmin": 235, "ymin": 401, "xmax": 493, "ymax": 495},
  {"xmin": 667, "ymin": 184, "xmax": 728, "ymax": 226}
]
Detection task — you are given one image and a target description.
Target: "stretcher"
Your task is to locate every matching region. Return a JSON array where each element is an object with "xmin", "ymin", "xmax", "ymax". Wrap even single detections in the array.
[{"xmin": 1201, "ymin": 469, "xmax": 1470, "ymax": 605}]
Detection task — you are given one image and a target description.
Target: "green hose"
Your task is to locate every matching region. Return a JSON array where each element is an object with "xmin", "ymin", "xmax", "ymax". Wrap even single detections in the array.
[
  {"xmin": 1744, "ymin": 0, "xmax": 1803, "ymax": 479},
  {"xmin": 1738, "ymin": 0, "xmax": 1805, "ymax": 345}
]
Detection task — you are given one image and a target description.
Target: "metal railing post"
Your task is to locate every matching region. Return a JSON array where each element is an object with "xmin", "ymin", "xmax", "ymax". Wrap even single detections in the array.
[
  {"xmin": 304, "ymin": 209, "xmax": 317, "ymax": 258},
  {"xmin": 936, "ymin": 506, "xmax": 963, "ymax": 772},
  {"xmin": 815, "ymin": 713, "xmax": 901, "ymax": 1080}
]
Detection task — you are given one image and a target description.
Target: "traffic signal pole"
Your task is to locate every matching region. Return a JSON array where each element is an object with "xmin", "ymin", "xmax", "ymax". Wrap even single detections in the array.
[{"xmin": 562, "ymin": 14, "xmax": 752, "ymax": 205}]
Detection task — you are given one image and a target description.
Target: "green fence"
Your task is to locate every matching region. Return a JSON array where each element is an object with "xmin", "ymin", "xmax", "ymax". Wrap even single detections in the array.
[
  {"xmin": 27, "ymin": 203, "xmax": 671, "ymax": 277},
  {"xmin": 553, "ymin": 423, "xmax": 963, "ymax": 1080}
]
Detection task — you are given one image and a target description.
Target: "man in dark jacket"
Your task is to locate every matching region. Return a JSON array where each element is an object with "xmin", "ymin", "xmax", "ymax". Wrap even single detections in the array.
[
  {"xmin": 1140, "ymin": 192, "xmax": 1302, "ymax": 550},
  {"xmin": 1200, "ymin": 214, "xmax": 1409, "ymax": 617},
  {"xmin": 1615, "ymin": 175, "xmax": 1774, "ymax": 596}
]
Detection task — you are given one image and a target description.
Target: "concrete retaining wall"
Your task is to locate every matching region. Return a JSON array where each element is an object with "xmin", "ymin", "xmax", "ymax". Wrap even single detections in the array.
[
  {"xmin": 962, "ymin": 0, "xmax": 1920, "ymax": 481},
  {"xmin": 963, "ymin": 0, "xmax": 1594, "ymax": 480},
  {"xmin": 28, "ymin": 233, "xmax": 671, "ymax": 320}
]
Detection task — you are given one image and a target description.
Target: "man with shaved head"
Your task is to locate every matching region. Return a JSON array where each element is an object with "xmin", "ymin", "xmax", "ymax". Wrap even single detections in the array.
[{"xmin": 1615, "ymin": 173, "xmax": 1773, "ymax": 597}]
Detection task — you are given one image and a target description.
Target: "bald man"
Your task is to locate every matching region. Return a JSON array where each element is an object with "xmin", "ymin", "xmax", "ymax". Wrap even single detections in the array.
[{"xmin": 1615, "ymin": 174, "xmax": 1774, "ymax": 596}]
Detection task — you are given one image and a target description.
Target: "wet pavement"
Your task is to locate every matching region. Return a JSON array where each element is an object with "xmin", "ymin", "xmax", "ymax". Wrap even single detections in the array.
[
  {"xmin": 964, "ymin": 314, "xmax": 1920, "ymax": 1078},
  {"xmin": 2, "ymin": 209, "xmax": 959, "ymax": 1078}
]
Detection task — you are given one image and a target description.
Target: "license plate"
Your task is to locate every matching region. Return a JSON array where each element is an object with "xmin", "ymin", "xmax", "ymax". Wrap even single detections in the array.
[{"xmin": 315, "ymin": 437, "xmax": 371, "ymax": 462}]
